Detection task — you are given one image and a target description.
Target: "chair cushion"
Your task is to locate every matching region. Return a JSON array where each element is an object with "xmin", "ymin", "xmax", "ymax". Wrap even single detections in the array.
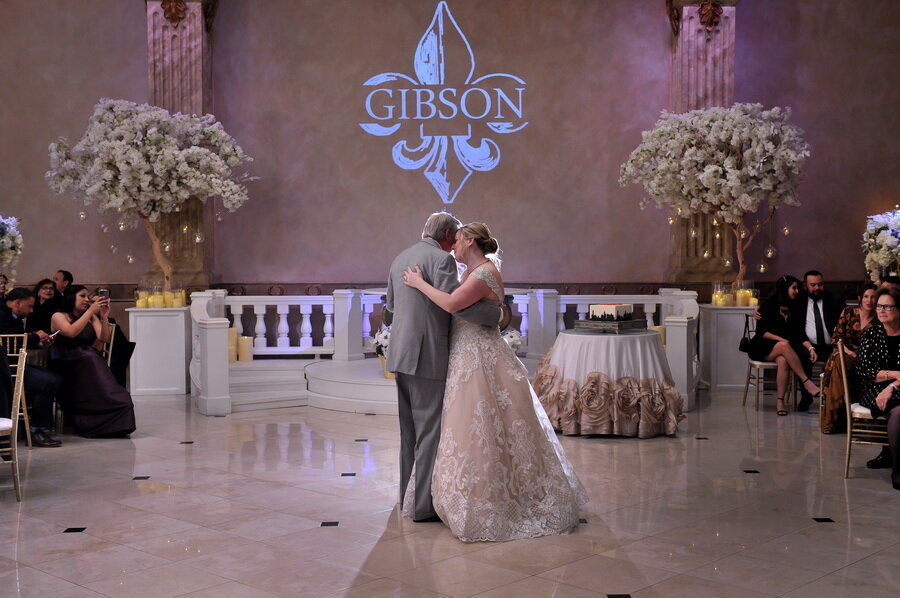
[
  {"xmin": 749, "ymin": 360, "xmax": 779, "ymax": 368},
  {"xmin": 0, "ymin": 417, "xmax": 12, "ymax": 432},
  {"xmin": 850, "ymin": 403, "xmax": 874, "ymax": 419}
]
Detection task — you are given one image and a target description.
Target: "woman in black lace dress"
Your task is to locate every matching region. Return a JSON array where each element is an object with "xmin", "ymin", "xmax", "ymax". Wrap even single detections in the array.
[{"xmin": 50, "ymin": 285, "xmax": 135, "ymax": 438}]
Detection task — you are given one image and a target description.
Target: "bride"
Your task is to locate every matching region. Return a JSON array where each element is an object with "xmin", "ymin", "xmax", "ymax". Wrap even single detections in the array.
[{"xmin": 403, "ymin": 222, "xmax": 587, "ymax": 542}]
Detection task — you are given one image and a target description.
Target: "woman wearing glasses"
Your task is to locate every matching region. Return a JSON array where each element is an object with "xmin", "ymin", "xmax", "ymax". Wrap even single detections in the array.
[
  {"xmin": 26, "ymin": 278, "xmax": 61, "ymax": 336},
  {"xmin": 856, "ymin": 284, "xmax": 900, "ymax": 489}
]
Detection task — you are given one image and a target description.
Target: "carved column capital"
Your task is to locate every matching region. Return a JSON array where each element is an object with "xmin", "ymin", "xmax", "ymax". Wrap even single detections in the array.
[{"xmin": 668, "ymin": 0, "xmax": 739, "ymax": 35}]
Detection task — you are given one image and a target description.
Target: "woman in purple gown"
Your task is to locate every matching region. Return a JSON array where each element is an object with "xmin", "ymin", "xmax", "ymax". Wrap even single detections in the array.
[{"xmin": 50, "ymin": 286, "xmax": 135, "ymax": 438}]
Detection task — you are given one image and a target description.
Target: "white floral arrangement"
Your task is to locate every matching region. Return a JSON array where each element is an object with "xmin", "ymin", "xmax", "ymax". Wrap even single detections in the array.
[
  {"xmin": 0, "ymin": 214, "xmax": 24, "ymax": 272},
  {"xmin": 862, "ymin": 210, "xmax": 900, "ymax": 278},
  {"xmin": 502, "ymin": 329, "xmax": 523, "ymax": 353},
  {"xmin": 619, "ymin": 103, "xmax": 809, "ymax": 285},
  {"xmin": 374, "ymin": 327, "xmax": 391, "ymax": 357},
  {"xmin": 46, "ymin": 98, "xmax": 253, "ymax": 290}
]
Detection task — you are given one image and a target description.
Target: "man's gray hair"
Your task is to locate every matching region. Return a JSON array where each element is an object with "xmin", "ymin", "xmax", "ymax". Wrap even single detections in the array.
[{"xmin": 421, "ymin": 211, "xmax": 461, "ymax": 241}]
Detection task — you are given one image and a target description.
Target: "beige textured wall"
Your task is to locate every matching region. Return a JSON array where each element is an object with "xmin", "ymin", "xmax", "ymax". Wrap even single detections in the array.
[
  {"xmin": 2, "ymin": 0, "xmax": 898, "ymax": 287},
  {"xmin": 0, "ymin": 0, "xmax": 149, "ymax": 285}
]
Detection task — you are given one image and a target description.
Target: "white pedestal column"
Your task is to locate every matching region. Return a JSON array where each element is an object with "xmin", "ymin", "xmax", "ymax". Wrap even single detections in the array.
[
  {"xmin": 128, "ymin": 307, "xmax": 191, "ymax": 395},
  {"xmin": 699, "ymin": 304, "xmax": 754, "ymax": 393}
]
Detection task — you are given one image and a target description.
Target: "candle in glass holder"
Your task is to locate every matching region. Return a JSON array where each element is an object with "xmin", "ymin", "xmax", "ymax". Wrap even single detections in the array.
[
  {"xmin": 135, "ymin": 297, "xmax": 148, "ymax": 309},
  {"xmin": 171, "ymin": 295, "xmax": 184, "ymax": 308},
  {"xmin": 148, "ymin": 293, "xmax": 165, "ymax": 308},
  {"xmin": 163, "ymin": 291, "xmax": 175, "ymax": 308}
]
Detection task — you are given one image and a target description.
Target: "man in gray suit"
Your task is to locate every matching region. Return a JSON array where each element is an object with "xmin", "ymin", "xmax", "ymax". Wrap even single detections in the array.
[{"xmin": 386, "ymin": 212, "xmax": 501, "ymax": 522}]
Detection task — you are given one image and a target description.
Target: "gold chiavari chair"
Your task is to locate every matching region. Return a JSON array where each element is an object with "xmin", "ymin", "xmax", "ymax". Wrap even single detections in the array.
[
  {"xmin": 0, "ymin": 335, "xmax": 31, "ymax": 449},
  {"xmin": 841, "ymin": 340, "xmax": 890, "ymax": 478},
  {"xmin": 0, "ymin": 334, "xmax": 27, "ymax": 500}
]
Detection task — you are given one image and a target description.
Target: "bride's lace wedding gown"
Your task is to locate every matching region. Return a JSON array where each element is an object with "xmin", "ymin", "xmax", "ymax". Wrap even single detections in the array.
[{"xmin": 406, "ymin": 265, "xmax": 588, "ymax": 542}]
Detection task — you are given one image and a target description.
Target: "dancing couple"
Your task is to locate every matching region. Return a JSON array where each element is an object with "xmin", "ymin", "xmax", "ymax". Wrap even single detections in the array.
[{"xmin": 385, "ymin": 212, "xmax": 587, "ymax": 542}]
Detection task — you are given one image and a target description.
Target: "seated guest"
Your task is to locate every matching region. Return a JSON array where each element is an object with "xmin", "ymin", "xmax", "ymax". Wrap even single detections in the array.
[
  {"xmin": 855, "ymin": 284, "xmax": 900, "ymax": 488},
  {"xmin": 748, "ymin": 275, "xmax": 821, "ymax": 416},
  {"xmin": 25, "ymin": 278, "xmax": 60, "ymax": 336},
  {"xmin": 820, "ymin": 283, "xmax": 877, "ymax": 434},
  {"xmin": 0, "ymin": 288, "xmax": 63, "ymax": 447},
  {"xmin": 50, "ymin": 286, "xmax": 135, "ymax": 438},
  {"xmin": 793, "ymin": 270, "xmax": 847, "ymax": 412},
  {"xmin": 0, "ymin": 273, "xmax": 8, "ymax": 300},
  {"xmin": 52, "ymin": 269, "xmax": 73, "ymax": 295}
]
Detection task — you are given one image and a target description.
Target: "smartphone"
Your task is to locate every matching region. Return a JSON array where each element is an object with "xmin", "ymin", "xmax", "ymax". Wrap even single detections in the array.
[{"xmin": 97, "ymin": 288, "xmax": 111, "ymax": 301}]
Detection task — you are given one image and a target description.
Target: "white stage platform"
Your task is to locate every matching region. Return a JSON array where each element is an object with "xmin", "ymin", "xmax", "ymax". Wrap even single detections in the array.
[{"xmin": 305, "ymin": 357, "xmax": 540, "ymax": 416}]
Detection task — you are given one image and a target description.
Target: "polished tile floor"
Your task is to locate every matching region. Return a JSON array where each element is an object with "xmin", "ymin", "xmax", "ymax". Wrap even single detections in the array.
[{"xmin": 1, "ymin": 391, "xmax": 898, "ymax": 597}]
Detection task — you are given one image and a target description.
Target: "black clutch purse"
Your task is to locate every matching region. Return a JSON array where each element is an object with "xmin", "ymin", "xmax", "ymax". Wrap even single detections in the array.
[{"xmin": 738, "ymin": 317, "xmax": 751, "ymax": 353}]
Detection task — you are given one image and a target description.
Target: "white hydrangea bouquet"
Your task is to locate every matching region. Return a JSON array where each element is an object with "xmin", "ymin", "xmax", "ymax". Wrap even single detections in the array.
[
  {"xmin": 0, "ymin": 214, "xmax": 24, "ymax": 273},
  {"xmin": 502, "ymin": 329, "xmax": 523, "ymax": 353},
  {"xmin": 46, "ymin": 98, "xmax": 253, "ymax": 290},
  {"xmin": 373, "ymin": 327, "xmax": 391, "ymax": 357},
  {"xmin": 862, "ymin": 210, "xmax": 900, "ymax": 281},
  {"xmin": 620, "ymin": 103, "xmax": 809, "ymax": 288}
]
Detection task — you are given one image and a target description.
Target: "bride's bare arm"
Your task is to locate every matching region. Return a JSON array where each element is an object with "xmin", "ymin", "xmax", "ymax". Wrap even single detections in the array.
[{"xmin": 403, "ymin": 265, "xmax": 488, "ymax": 313}]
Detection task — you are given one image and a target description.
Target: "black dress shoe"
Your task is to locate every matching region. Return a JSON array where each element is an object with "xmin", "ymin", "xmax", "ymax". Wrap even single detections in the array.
[
  {"xmin": 866, "ymin": 450, "xmax": 892, "ymax": 470},
  {"xmin": 31, "ymin": 431, "xmax": 62, "ymax": 448},
  {"xmin": 413, "ymin": 514, "xmax": 442, "ymax": 523}
]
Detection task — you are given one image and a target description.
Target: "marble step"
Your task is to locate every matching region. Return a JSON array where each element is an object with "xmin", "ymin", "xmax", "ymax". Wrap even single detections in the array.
[
  {"xmin": 229, "ymin": 375, "xmax": 306, "ymax": 394},
  {"xmin": 231, "ymin": 390, "xmax": 308, "ymax": 412}
]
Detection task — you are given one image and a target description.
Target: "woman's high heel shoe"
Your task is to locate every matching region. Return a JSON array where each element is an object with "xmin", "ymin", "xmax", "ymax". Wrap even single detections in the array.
[{"xmin": 776, "ymin": 398, "xmax": 789, "ymax": 416}]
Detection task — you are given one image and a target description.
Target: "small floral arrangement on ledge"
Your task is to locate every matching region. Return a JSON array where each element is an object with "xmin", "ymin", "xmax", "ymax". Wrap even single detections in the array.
[
  {"xmin": 862, "ymin": 210, "xmax": 900, "ymax": 280},
  {"xmin": 502, "ymin": 329, "xmax": 523, "ymax": 353},
  {"xmin": 0, "ymin": 214, "xmax": 24, "ymax": 272},
  {"xmin": 374, "ymin": 327, "xmax": 391, "ymax": 357}
]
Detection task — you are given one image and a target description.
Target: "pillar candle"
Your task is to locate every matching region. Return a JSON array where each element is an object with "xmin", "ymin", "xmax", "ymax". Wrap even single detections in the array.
[
  {"xmin": 237, "ymin": 336, "xmax": 253, "ymax": 362},
  {"xmin": 227, "ymin": 327, "xmax": 238, "ymax": 347},
  {"xmin": 228, "ymin": 344, "xmax": 238, "ymax": 363},
  {"xmin": 135, "ymin": 298, "xmax": 149, "ymax": 309},
  {"xmin": 149, "ymin": 294, "xmax": 165, "ymax": 308},
  {"xmin": 171, "ymin": 296, "xmax": 184, "ymax": 308},
  {"xmin": 163, "ymin": 291, "xmax": 175, "ymax": 308},
  {"xmin": 650, "ymin": 325, "xmax": 667, "ymax": 346}
]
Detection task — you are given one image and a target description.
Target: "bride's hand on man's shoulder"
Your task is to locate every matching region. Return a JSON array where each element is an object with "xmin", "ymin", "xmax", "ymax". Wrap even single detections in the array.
[{"xmin": 402, "ymin": 265, "xmax": 424, "ymax": 288}]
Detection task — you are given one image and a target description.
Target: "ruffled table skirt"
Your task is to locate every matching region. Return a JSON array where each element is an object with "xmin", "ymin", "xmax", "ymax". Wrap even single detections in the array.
[{"xmin": 534, "ymin": 346, "xmax": 685, "ymax": 438}]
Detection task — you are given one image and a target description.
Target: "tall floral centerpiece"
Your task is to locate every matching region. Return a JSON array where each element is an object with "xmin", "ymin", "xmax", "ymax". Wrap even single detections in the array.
[
  {"xmin": 46, "ymin": 98, "xmax": 253, "ymax": 291},
  {"xmin": 619, "ymin": 103, "xmax": 810, "ymax": 289},
  {"xmin": 0, "ymin": 215, "xmax": 24, "ymax": 276},
  {"xmin": 862, "ymin": 210, "xmax": 900, "ymax": 282}
]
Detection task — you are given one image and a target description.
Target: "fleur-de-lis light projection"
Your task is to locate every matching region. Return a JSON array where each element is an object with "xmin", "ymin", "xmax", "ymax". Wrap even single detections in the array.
[{"xmin": 359, "ymin": 1, "xmax": 528, "ymax": 204}]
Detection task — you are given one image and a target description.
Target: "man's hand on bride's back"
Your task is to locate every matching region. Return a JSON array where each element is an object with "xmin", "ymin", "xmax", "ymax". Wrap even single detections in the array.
[{"xmin": 403, "ymin": 265, "xmax": 425, "ymax": 289}]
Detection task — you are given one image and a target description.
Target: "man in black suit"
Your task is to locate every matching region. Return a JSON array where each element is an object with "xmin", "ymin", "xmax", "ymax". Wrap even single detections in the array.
[
  {"xmin": 0, "ymin": 288, "xmax": 63, "ymax": 447},
  {"xmin": 792, "ymin": 270, "xmax": 846, "ymax": 412}
]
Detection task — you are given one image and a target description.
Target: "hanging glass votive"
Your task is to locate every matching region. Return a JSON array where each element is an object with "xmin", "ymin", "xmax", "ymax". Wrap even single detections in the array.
[
  {"xmin": 109, "ymin": 244, "xmax": 118, "ymax": 254},
  {"xmin": 740, "ymin": 228, "xmax": 748, "ymax": 239},
  {"xmin": 99, "ymin": 224, "xmax": 109, "ymax": 233},
  {"xmin": 117, "ymin": 220, "xmax": 127, "ymax": 232},
  {"xmin": 702, "ymin": 249, "xmax": 712, "ymax": 259},
  {"xmin": 757, "ymin": 262, "xmax": 769, "ymax": 273},
  {"xmin": 181, "ymin": 224, "xmax": 190, "ymax": 234},
  {"xmin": 782, "ymin": 225, "xmax": 791, "ymax": 236},
  {"xmin": 722, "ymin": 257, "xmax": 733, "ymax": 268},
  {"xmin": 193, "ymin": 231, "xmax": 205, "ymax": 244},
  {"xmin": 764, "ymin": 245, "xmax": 777, "ymax": 259},
  {"xmin": 711, "ymin": 217, "xmax": 720, "ymax": 227},
  {"xmin": 689, "ymin": 227, "xmax": 699, "ymax": 239},
  {"xmin": 666, "ymin": 216, "xmax": 675, "ymax": 226},
  {"xmin": 215, "ymin": 211, "xmax": 224, "ymax": 222},
  {"xmin": 714, "ymin": 231, "xmax": 721, "ymax": 240},
  {"xmin": 126, "ymin": 254, "xmax": 136, "ymax": 264},
  {"xmin": 162, "ymin": 241, "xmax": 172, "ymax": 254},
  {"xmin": 78, "ymin": 211, "xmax": 87, "ymax": 221}
]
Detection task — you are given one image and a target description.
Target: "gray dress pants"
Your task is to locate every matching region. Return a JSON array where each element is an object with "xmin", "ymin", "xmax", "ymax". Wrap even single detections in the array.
[{"xmin": 396, "ymin": 372, "xmax": 445, "ymax": 520}]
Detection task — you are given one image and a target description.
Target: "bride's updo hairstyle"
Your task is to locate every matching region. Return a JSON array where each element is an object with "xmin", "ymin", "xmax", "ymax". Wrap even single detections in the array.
[{"xmin": 459, "ymin": 222, "xmax": 501, "ymax": 268}]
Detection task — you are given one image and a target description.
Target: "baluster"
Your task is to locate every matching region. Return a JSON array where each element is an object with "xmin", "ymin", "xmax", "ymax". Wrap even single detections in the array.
[
  {"xmin": 253, "ymin": 304, "xmax": 267, "ymax": 348},
  {"xmin": 557, "ymin": 306, "xmax": 567, "ymax": 332},
  {"xmin": 361, "ymin": 301, "xmax": 373, "ymax": 339},
  {"xmin": 576, "ymin": 303, "xmax": 588, "ymax": 321},
  {"xmin": 515, "ymin": 298, "xmax": 529, "ymax": 338},
  {"xmin": 298, "ymin": 304, "xmax": 313, "ymax": 349},
  {"xmin": 643, "ymin": 303, "xmax": 656, "ymax": 327},
  {"xmin": 276, "ymin": 304, "xmax": 290, "ymax": 348},
  {"xmin": 322, "ymin": 302, "xmax": 334, "ymax": 343},
  {"xmin": 230, "ymin": 304, "xmax": 243, "ymax": 336}
]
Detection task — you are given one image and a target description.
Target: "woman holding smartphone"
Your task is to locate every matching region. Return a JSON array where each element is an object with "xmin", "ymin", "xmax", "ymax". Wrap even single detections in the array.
[{"xmin": 50, "ymin": 285, "xmax": 135, "ymax": 438}]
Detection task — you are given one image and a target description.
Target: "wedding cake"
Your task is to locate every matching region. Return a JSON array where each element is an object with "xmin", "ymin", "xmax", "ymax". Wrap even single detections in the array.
[{"xmin": 589, "ymin": 304, "xmax": 633, "ymax": 322}]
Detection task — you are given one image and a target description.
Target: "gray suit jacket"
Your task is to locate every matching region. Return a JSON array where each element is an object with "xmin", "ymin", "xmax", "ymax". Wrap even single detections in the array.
[{"xmin": 386, "ymin": 238, "xmax": 500, "ymax": 379}]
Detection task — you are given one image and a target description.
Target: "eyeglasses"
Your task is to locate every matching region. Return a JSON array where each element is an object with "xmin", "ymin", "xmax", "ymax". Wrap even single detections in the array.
[{"xmin": 875, "ymin": 304, "xmax": 897, "ymax": 311}]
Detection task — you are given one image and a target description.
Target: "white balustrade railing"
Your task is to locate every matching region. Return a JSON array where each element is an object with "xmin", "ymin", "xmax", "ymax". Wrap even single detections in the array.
[{"xmin": 190, "ymin": 287, "xmax": 700, "ymax": 415}]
